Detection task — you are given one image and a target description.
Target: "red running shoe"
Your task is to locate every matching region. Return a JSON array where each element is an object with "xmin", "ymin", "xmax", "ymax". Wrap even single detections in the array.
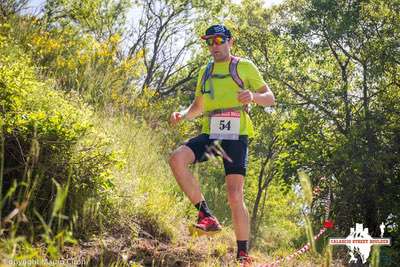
[
  {"xmin": 237, "ymin": 251, "xmax": 253, "ymax": 267},
  {"xmin": 189, "ymin": 211, "xmax": 222, "ymax": 236}
]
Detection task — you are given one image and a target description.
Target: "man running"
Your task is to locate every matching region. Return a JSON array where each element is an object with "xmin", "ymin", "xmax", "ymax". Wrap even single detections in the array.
[{"xmin": 169, "ymin": 24, "xmax": 275, "ymax": 264}]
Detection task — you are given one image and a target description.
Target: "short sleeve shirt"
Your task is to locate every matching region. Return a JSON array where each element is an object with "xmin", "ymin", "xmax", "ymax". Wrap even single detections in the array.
[{"xmin": 195, "ymin": 57, "xmax": 266, "ymax": 137}]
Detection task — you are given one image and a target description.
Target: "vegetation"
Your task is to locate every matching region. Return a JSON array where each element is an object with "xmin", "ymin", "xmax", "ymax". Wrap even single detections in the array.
[{"xmin": 0, "ymin": 0, "xmax": 398, "ymax": 266}]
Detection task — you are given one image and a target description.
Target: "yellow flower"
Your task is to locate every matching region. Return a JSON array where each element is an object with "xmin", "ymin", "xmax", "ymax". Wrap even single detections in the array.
[
  {"xmin": 109, "ymin": 34, "xmax": 121, "ymax": 44},
  {"xmin": 56, "ymin": 57, "xmax": 66, "ymax": 67}
]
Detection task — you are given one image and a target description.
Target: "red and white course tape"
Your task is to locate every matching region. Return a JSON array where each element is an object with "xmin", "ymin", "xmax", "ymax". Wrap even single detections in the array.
[{"xmin": 257, "ymin": 187, "xmax": 334, "ymax": 267}]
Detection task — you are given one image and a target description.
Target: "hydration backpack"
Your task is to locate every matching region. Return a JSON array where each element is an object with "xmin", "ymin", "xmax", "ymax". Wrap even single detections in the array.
[
  {"xmin": 200, "ymin": 56, "xmax": 250, "ymax": 113},
  {"xmin": 200, "ymin": 56, "xmax": 244, "ymax": 98}
]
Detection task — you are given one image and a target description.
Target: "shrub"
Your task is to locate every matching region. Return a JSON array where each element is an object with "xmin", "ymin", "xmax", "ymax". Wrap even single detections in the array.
[{"xmin": 0, "ymin": 32, "xmax": 118, "ymax": 242}]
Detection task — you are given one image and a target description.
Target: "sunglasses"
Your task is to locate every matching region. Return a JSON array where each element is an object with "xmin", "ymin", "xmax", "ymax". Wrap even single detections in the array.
[{"xmin": 205, "ymin": 35, "xmax": 228, "ymax": 46}]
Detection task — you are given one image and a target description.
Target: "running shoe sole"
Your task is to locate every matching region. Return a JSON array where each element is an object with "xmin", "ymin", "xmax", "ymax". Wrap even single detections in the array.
[{"xmin": 188, "ymin": 224, "xmax": 222, "ymax": 237}]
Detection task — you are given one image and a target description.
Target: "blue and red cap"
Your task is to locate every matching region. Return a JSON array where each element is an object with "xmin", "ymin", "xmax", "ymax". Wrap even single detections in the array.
[{"xmin": 201, "ymin": 24, "xmax": 232, "ymax": 40}]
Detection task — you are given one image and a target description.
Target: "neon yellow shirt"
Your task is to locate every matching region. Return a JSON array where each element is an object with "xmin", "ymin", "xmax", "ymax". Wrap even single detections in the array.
[{"xmin": 195, "ymin": 57, "xmax": 266, "ymax": 137}]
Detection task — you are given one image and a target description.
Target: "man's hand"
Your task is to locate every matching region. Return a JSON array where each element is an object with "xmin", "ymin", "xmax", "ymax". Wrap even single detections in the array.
[
  {"xmin": 170, "ymin": 111, "xmax": 185, "ymax": 126},
  {"xmin": 237, "ymin": 89, "xmax": 254, "ymax": 105}
]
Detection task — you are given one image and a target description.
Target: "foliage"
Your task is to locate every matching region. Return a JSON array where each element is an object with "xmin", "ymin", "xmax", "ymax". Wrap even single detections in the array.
[
  {"xmin": 0, "ymin": 31, "xmax": 118, "ymax": 248},
  {"xmin": 95, "ymin": 113, "xmax": 191, "ymax": 242},
  {"xmin": 227, "ymin": 0, "xmax": 400, "ymax": 263},
  {"xmin": 43, "ymin": 0, "xmax": 131, "ymax": 40},
  {"xmin": 0, "ymin": 0, "xmax": 399, "ymax": 265},
  {"xmin": 2, "ymin": 13, "xmax": 144, "ymax": 109}
]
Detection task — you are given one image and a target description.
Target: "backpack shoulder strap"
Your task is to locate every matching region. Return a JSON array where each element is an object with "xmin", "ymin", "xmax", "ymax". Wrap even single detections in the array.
[
  {"xmin": 229, "ymin": 56, "xmax": 244, "ymax": 89},
  {"xmin": 230, "ymin": 56, "xmax": 250, "ymax": 113},
  {"xmin": 201, "ymin": 61, "xmax": 214, "ymax": 94}
]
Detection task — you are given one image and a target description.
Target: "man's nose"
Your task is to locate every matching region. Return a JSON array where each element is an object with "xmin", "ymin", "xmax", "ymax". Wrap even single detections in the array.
[{"xmin": 212, "ymin": 43, "xmax": 220, "ymax": 49}]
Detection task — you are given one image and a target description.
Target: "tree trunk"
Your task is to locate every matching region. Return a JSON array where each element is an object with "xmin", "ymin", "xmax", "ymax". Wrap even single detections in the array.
[{"xmin": 362, "ymin": 62, "xmax": 378, "ymax": 236}]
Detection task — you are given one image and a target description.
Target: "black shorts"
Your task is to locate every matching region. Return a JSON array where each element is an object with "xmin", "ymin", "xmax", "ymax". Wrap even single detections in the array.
[{"xmin": 184, "ymin": 134, "xmax": 249, "ymax": 176}]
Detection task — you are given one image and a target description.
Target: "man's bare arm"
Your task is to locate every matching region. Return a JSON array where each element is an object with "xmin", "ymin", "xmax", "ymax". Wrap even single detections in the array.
[
  {"xmin": 170, "ymin": 96, "xmax": 204, "ymax": 126},
  {"xmin": 237, "ymin": 84, "xmax": 275, "ymax": 106},
  {"xmin": 253, "ymin": 84, "xmax": 275, "ymax": 106}
]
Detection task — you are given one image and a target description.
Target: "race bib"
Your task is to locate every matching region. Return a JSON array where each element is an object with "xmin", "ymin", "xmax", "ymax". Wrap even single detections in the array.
[{"xmin": 210, "ymin": 110, "xmax": 240, "ymax": 140}]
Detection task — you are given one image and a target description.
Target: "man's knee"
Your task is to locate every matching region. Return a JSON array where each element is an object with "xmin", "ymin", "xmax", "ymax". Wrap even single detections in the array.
[
  {"xmin": 168, "ymin": 150, "xmax": 181, "ymax": 168},
  {"xmin": 227, "ymin": 190, "xmax": 245, "ymax": 208},
  {"xmin": 169, "ymin": 146, "xmax": 193, "ymax": 169},
  {"xmin": 226, "ymin": 174, "xmax": 245, "ymax": 208}
]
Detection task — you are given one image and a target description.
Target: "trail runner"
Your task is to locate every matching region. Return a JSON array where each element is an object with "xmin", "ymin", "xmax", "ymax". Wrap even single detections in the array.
[{"xmin": 169, "ymin": 24, "xmax": 275, "ymax": 265}]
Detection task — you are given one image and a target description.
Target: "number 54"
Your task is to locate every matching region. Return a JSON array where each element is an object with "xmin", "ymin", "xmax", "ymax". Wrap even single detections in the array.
[{"xmin": 219, "ymin": 120, "xmax": 231, "ymax": 131}]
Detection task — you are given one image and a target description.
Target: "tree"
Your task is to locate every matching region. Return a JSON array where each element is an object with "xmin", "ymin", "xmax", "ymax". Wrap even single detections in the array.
[
  {"xmin": 0, "ymin": 0, "xmax": 28, "ymax": 18},
  {"xmin": 125, "ymin": 0, "xmax": 227, "ymax": 96},
  {"xmin": 248, "ymin": 109, "xmax": 283, "ymax": 243},
  {"xmin": 228, "ymin": 0, "xmax": 399, "ymax": 260},
  {"xmin": 281, "ymin": 0, "xmax": 400, "ymax": 238},
  {"xmin": 43, "ymin": 0, "xmax": 131, "ymax": 40}
]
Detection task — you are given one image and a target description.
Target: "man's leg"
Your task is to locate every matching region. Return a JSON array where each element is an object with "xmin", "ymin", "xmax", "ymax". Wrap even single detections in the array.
[
  {"xmin": 226, "ymin": 174, "xmax": 250, "ymax": 245},
  {"xmin": 168, "ymin": 145, "xmax": 203, "ymax": 205},
  {"xmin": 169, "ymin": 136, "xmax": 222, "ymax": 234},
  {"xmin": 222, "ymin": 136, "xmax": 251, "ymax": 261}
]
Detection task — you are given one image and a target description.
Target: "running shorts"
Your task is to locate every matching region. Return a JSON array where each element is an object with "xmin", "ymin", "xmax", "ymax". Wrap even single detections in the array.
[{"xmin": 184, "ymin": 134, "xmax": 248, "ymax": 176}]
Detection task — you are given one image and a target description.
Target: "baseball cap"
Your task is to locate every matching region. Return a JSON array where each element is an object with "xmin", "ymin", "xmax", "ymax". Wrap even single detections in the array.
[{"xmin": 201, "ymin": 24, "xmax": 232, "ymax": 40}]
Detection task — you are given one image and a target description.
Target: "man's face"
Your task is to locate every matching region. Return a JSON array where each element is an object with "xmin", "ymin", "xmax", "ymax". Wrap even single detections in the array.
[{"xmin": 206, "ymin": 35, "xmax": 233, "ymax": 62}]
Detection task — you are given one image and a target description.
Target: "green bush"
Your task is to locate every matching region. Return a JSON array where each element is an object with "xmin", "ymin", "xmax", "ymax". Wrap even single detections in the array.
[{"xmin": 0, "ymin": 33, "xmax": 118, "ymax": 241}]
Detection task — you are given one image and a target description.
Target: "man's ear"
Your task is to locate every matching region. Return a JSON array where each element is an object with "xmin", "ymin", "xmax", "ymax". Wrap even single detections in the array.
[{"xmin": 228, "ymin": 37, "xmax": 234, "ymax": 47}]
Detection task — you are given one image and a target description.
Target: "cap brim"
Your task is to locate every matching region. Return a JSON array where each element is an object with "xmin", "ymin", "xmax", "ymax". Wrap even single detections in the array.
[{"xmin": 201, "ymin": 33, "xmax": 226, "ymax": 40}]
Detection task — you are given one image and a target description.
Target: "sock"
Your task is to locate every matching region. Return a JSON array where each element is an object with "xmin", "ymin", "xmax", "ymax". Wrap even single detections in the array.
[
  {"xmin": 195, "ymin": 200, "xmax": 212, "ymax": 217},
  {"xmin": 237, "ymin": 240, "xmax": 249, "ymax": 258}
]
